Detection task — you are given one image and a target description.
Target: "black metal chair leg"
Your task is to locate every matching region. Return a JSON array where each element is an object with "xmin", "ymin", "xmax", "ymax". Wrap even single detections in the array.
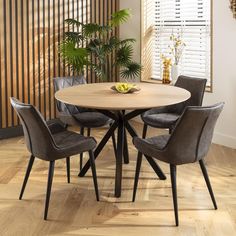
[
  {"xmin": 66, "ymin": 157, "xmax": 70, "ymax": 183},
  {"xmin": 170, "ymin": 164, "xmax": 179, "ymax": 226},
  {"xmin": 44, "ymin": 161, "xmax": 55, "ymax": 220},
  {"xmin": 19, "ymin": 155, "xmax": 35, "ymax": 200},
  {"xmin": 135, "ymin": 124, "xmax": 147, "ymax": 173},
  {"xmin": 132, "ymin": 152, "xmax": 143, "ymax": 202},
  {"xmin": 79, "ymin": 121, "xmax": 119, "ymax": 177},
  {"xmin": 88, "ymin": 150, "xmax": 99, "ymax": 201},
  {"xmin": 87, "ymin": 128, "xmax": 91, "ymax": 137},
  {"xmin": 122, "ymin": 111, "xmax": 129, "ymax": 164},
  {"xmin": 112, "ymin": 132, "xmax": 117, "ymax": 158},
  {"xmin": 110, "ymin": 124, "xmax": 117, "ymax": 159},
  {"xmin": 131, "ymin": 123, "xmax": 147, "ymax": 189},
  {"xmin": 199, "ymin": 159, "xmax": 217, "ymax": 209},
  {"xmin": 115, "ymin": 114, "xmax": 124, "ymax": 198},
  {"xmin": 80, "ymin": 127, "xmax": 84, "ymax": 171},
  {"xmin": 123, "ymin": 128, "xmax": 129, "ymax": 164},
  {"xmin": 142, "ymin": 124, "xmax": 148, "ymax": 138}
]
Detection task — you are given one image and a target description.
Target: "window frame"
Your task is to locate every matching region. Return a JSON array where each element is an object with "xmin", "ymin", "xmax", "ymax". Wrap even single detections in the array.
[{"xmin": 140, "ymin": 0, "xmax": 213, "ymax": 92}]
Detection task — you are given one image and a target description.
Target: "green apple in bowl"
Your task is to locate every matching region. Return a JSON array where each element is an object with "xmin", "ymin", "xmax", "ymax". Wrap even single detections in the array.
[{"xmin": 111, "ymin": 83, "xmax": 140, "ymax": 94}]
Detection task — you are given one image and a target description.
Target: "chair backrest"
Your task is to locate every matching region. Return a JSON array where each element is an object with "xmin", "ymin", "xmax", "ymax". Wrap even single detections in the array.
[
  {"xmin": 174, "ymin": 75, "xmax": 207, "ymax": 113},
  {"xmin": 165, "ymin": 103, "xmax": 224, "ymax": 165},
  {"xmin": 53, "ymin": 76, "xmax": 87, "ymax": 114},
  {"xmin": 10, "ymin": 97, "xmax": 56, "ymax": 160}
]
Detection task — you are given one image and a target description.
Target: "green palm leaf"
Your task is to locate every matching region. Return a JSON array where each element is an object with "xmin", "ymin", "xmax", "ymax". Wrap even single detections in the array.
[
  {"xmin": 83, "ymin": 23, "xmax": 101, "ymax": 36},
  {"xmin": 116, "ymin": 45, "xmax": 133, "ymax": 66},
  {"xmin": 91, "ymin": 64, "xmax": 106, "ymax": 80},
  {"xmin": 118, "ymin": 38, "xmax": 136, "ymax": 46},
  {"xmin": 120, "ymin": 62, "xmax": 142, "ymax": 79},
  {"xmin": 102, "ymin": 36, "xmax": 120, "ymax": 53},
  {"xmin": 65, "ymin": 18, "xmax": 82, "ymax": 27},
  {"xmin": 59, "ymin": 41, "xmax": 88, "ymax": 73},
  {"xmin": 82, "ymin": 24, "xmax": 111, "ymax": 36},
  {"xmin": 59, "ymin": 9, "xmax": 142, "ymax": 80},
  {"xmin": 87, "ymin": 38, "xmax": 102, "ymax": 48},
  {"xmin": 64, "ymin": 32, "xmax": 84, "ymax": 44},
  {"xmin": 110, "ymin": 9, "xmax": 131, "ymax": 27}
]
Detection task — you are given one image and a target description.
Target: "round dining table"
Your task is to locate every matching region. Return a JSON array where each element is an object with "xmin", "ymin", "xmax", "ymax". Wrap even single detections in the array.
[{"xmin": 55, "ymin": 82, "xmax": 190, "ymax": 197}]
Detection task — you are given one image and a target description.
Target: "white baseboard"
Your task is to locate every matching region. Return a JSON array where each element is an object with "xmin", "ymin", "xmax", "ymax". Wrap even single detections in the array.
[{"xmin": 212, "ymin": 132, "xmax": 236, "ymax": 149}]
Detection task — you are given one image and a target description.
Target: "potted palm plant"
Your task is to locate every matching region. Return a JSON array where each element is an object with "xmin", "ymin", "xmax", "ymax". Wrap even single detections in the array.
[{"xmin": 59, "ymin": 9, "xmax": 141, "ymax": 83}]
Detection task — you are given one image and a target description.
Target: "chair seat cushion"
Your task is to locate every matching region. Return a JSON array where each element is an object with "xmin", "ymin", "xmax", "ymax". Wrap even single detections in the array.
[
  {"xmin": 142, "ymin": 112, "xmax": 180, "ymax": 128},
  {"xmin": 133, "ymin": 135, "xmax": 170, "ymax": 163},
  {"xmin": 134, "ymin": 135, "xmax": 170, "ymax": 151},
  {"xmin": 52, "ymin": 130, "xmax": 97, "ymax": 159},
  {"xmin": 58, "ymin": 111, "xmax": 111, "ymax": 128},
  {"xmin": 48, "ymin": 122, "xmax": 67, "ymax": 134},
  {"xmin": 73, "ymin": 112, "xmax": 111, "ymax": 128},
  {"xmin": 58, "ymin": 112, "xmax": 79, "ymax": 126}
]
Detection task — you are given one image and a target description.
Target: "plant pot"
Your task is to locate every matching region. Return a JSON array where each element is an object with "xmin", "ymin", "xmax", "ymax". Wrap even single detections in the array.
[{"xmin": 171, "ymin": 64, "xmax": 179, "ymax": 85}]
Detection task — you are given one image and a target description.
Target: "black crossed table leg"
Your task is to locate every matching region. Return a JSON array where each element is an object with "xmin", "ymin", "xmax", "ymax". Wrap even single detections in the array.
[{"xmin": 79, "ymin": 109, "xmax": 166, "ymax": 198}]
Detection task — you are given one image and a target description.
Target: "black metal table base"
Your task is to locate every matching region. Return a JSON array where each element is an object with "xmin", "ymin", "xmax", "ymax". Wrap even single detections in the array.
[{"xmin": 79, "ymin": 109, "xmax": 166, "ymax": 198}]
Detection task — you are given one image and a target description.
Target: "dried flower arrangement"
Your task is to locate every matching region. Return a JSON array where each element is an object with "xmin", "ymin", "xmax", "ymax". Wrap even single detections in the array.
[
  {"xmin": 160, "ymin": 32, "xmax": 186, "ymax": 84},
  {"xmin": 169, "ymin": 33, "xmax": 186, "ymax": 66},
  {"xmin": 230, "ymin": 0, "xmax": 236, "ymax": 18}
]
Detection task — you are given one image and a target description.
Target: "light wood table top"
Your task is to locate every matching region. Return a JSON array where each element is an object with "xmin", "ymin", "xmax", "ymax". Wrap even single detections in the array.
[{"xmin": 55, "ymin": 82, "xmax": 191, "ymax": 110}]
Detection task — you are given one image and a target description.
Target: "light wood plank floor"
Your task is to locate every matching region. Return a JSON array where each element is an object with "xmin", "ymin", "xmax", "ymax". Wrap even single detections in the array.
[{"xmin": 0, "ymin": 122, "xmax": 236, "ymax": 236}]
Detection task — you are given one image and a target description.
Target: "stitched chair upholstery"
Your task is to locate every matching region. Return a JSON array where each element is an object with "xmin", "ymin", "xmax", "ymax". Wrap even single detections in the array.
[
  {"xmin": 133, "ymin": 103, "xmax": 224, "ymax": 226},
  {"xmin": 141, "ymin": 75, "xmax": 207, "ymax": 133},
  {"xmin": 53, "ymin": 76, "xmax": 111, "ymax": 127},
  {"xmin": 10, "ymin": 97, "xmax": 99, "ymax": 220},
  {"xmin": 53, "ymin": 76, "xmax": 117, "ymax": 170}
]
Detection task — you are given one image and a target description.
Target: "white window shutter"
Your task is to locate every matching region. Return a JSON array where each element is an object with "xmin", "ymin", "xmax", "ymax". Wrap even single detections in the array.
[{"xmin": 142, "ymin": 0, "xmax": 211, "ymax": 86}]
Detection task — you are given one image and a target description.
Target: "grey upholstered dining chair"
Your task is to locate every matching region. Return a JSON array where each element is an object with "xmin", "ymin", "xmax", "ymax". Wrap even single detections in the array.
[
  {"xmin": 132, "ymin": 103, "xmax": 224, "ymax": 226},
  {"xmin": 141, "ymin": 75, "xmax": 207, "ymax": 136},
  {"xmin": 53, "ymin": 76, "xmax": 117, "ymax": 170},
  {"xmin": 10, "ymin": 97, "xmax": 99, "ymax": 220}
]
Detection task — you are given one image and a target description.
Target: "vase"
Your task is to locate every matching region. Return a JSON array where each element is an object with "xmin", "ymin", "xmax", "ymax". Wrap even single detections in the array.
[
  {"xmin": 171, "ymin": 64, "xmax": 179, "ymax": 85},
  {"xmin": 162, "ymin": 65, "xmax": 171, "ymax": 84}
]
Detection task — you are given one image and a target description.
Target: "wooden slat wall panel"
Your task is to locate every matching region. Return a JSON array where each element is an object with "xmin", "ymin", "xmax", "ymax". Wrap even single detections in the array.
[{"xmin": 0, "ymin": 0, "xmax": 119, "ymax": 129}]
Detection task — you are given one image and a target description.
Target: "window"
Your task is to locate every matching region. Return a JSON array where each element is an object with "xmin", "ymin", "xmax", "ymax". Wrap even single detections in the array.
[{"xmin": 141, "ymin": 0, "xmax": 212, "ymax": 89}]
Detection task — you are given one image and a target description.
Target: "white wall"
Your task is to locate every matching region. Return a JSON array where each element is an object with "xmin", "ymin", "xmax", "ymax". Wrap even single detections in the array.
[
  {"xmin": 119, "ymin": 1, "xmax": 141, "ymax": 82},
  {"xmin": 120, "ymin": 0, "xmax": 236, "ymax": 149}
]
